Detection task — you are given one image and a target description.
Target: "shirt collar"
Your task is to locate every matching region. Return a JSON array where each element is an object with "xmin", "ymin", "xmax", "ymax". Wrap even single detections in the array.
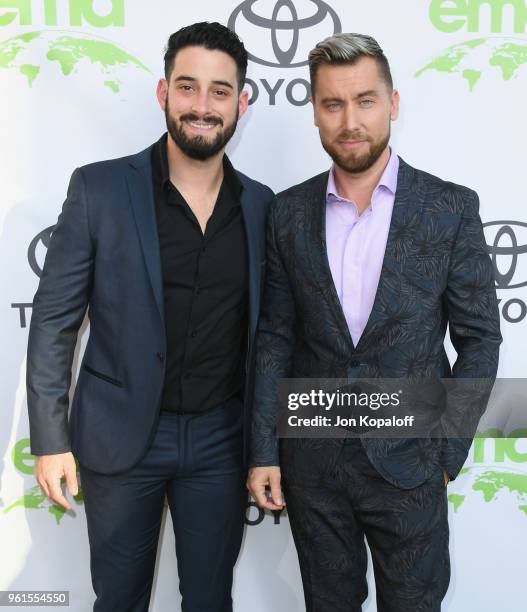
[
  {"xmin": 156, "ymin": 132, "xmax": 170, "ymax": 188},
  {"xmin": 155, "ymin": 132, "xmax": 242, "ymax": 204},
  {"xmin": 326, "ymin": 148, "xmax": 399, "ymax": 204},
  {"xmin": 222, "ymin": 153, "xmax": 243, "ymax": 201}
]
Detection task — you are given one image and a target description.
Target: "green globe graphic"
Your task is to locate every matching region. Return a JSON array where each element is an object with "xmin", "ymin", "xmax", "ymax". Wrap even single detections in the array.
[
  {"xmin": 448, "ymin": 466, "xmax": 527, "ymax": 516},
  {"xmin": 4, "ymin": 484, "xmax": 84, "ymax": 525},
  {"xmin": 416, "ymin": 36, "xmax": 527, "ymax": 91},
  {"xmin": 0, "ymin": 29, "xmax": 150, "ymax": 93}
]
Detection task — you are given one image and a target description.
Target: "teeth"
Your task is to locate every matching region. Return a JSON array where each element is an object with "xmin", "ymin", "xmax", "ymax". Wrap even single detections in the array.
[{"xmin": 188, "ymin": 121, "xmax": 215, "ymax": 130}]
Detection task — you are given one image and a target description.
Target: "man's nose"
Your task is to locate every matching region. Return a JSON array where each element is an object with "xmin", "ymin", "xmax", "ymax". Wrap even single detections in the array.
[
  {"xmin": 191, "ymin": 90, "xmax": 211, "ymax": 116},
  {"xmin": 341, "ymin": 103, "xmax": 361, "ymax": 133}
]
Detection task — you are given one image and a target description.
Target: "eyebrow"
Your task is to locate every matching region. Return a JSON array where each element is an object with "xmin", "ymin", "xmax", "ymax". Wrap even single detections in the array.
[
  {"xmin": 320, "ymin": 96, "xmax": 343, "ymax": 105},
  {"xmin": 319, "ymin": 89, "xmax": 379, "ymax": 105},
  {"xmin": 173, "ymin": 75, "xmax": 234, "ymax": 89},
  {"xmin": 354, "ymin": 89, "xmax": 378, "ymax": 99}
]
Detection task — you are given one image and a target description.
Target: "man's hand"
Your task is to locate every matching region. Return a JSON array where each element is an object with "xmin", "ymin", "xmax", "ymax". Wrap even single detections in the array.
[
  {"xmin": 247, "ymin": 466, "xmax": 285, "ymax": 511},
  {"xmin": 35, "ymin": 452, "xmax": 79, "ymax": 511}
]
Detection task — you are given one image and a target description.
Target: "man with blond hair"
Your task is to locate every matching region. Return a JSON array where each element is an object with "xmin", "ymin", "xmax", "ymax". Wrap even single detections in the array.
[{"xmin": 248, "ymin": 33, "xmax": 500, "ymax": 611}]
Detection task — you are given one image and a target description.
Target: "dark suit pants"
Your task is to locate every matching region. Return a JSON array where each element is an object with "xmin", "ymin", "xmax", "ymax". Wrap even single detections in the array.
[
  {"xmin": 281, "ymin": 439, "xmax": 450, "ymax": 612},
  {"xmin": 79, "ymin": 398, "xmax": 246, "ymax": 612}
]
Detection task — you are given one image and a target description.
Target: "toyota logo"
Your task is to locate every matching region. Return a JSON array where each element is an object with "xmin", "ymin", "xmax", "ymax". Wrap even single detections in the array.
[
  {"xmin": 28, "ymin": 225, "xmax": 55, "ymax": 278},
  {"xmin": 228, "ymin": 0, "xmax": 342, "ymax": 68},
  {"xmin": 483, "ymin": 221, "xmax": 527, "ymax": 289}
]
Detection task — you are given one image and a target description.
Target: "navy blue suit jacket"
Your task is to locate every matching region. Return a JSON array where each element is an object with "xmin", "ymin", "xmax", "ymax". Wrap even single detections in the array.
[{"xmin": 27, "ymin": 142, "xmax": 273, "ymax": 474}]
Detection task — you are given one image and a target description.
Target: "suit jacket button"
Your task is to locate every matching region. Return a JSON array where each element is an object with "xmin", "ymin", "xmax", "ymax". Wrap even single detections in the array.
[{"xmin": 157, "ymin": 352, "xmax": 165, "ymax": 363}]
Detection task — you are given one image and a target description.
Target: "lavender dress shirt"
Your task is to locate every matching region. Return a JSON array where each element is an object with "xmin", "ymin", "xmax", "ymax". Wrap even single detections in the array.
[{"xmin": 325, "ymin": 151, "xmax": 399, "ymax": 347}]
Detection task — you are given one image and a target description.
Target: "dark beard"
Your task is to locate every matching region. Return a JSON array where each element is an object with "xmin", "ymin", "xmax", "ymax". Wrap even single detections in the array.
[
  {"xmin": 321, "ymin": 127, "xmax": 390, "ymax": 174},
  {"xmin": 165, "ymin": 102, "xmax": 238, "ymax": 161}
]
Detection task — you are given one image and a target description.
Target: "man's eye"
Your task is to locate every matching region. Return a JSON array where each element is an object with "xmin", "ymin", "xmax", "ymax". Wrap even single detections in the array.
[
  {"xmin": 179, "ymin": 84, "xmax": 193, "ymax": 91},
  {"xmin": 359, "ymin": 99, "xmax": 374, "ymax": 107},
  {"xmin": 214, "ymin": 90, "xmax": 228, "ymax": 96},
  {"xmin": 327, "ymin": 103, "xmax": 340, "ymax": 111}
]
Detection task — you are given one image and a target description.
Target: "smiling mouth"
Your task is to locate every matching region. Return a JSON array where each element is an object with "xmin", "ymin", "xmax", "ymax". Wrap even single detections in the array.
[{"xmin": 186, "ymin": 121, "xmax": 218, "ymax": 130}]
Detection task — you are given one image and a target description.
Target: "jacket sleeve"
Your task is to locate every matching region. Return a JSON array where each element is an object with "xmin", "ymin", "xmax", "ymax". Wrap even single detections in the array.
[
  {"xmin": 440, "ymin": 189, "xmax": 502, "ymax": 479},
  {"xmin": 26, "ymin": 168, "xmax": 94, "ymax": 455},
  {"xmin": 250, "ymin": 196, "xmax": 296, "ymax": 467}
]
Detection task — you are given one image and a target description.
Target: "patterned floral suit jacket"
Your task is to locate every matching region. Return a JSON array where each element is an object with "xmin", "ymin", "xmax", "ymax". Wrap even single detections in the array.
[{"xmin": 250, "ymin": 157, "xmax": 502, "ymax": 488}]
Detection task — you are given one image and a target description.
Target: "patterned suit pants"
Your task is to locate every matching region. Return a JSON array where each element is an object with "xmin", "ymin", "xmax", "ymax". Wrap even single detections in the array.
[{"xmin": 281, "ymin": 439, "xmax": 450, "ymax": 612}]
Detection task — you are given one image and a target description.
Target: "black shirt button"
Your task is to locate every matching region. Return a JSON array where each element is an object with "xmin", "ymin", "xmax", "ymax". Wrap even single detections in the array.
[
  {"xmin": 156, "ymin": 352, "xmax": 165, "ymax": 362},
  {"xmin": 195, "ymin": 287, "xmax": 201, "ymax": 296},
  {"xmin": 190, "ymin": 330, "xmax": 197, "ymax": 338}
]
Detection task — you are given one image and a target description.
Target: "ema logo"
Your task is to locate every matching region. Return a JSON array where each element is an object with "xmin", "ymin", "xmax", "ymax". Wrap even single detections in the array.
[
  {"xmin": 0, "ymin": 0, "xmax": 124, "ymax": 28},
  {"xmin": 419, "ymin": 1, "xmax": 527, "ymax": 90},
  {"xmin": 228, "ymin": 0, "xmax": 342, "ymax": 106},
  {"xmin": 228, "ymin": 0, "xmax": 341, "ymax": 68},
  {"xmin": 429, "ymin": 0, "xmax": 527, "ymax": 34},
  {"xmin": 484, "ymin": 221, "xmax": 527, "ymax": 323},
  {"xmin": 448, "ymin": 430, "xmax": 527, "ymax": 518}
]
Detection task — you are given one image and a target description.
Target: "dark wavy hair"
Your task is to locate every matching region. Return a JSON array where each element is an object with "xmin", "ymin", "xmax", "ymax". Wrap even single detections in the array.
[{"xmin": 164, "ymin": 22, "xmax": 248, "ymax": 92}]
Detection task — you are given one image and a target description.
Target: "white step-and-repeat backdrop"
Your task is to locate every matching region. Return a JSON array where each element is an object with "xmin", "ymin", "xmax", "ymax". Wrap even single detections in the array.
[{"xmin": 1, "ymin": 1, "xmax": 526, "ymax": 610}]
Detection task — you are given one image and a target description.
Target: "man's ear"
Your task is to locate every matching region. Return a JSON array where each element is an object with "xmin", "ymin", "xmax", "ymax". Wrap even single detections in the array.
[
  {"xmin": 310, "ymin": 95, "xmax": 319, "ymax": 127},
  {"xmin": 238, "ymin": 88, "xmax": 249, "ymax": 119},
  {"xmin": 156, "ymin": 78, "xmax": 168, "ymax": 111},
  {"xmin": 390, "ymin": 89, "xmax": 400, "ymax": 121}
]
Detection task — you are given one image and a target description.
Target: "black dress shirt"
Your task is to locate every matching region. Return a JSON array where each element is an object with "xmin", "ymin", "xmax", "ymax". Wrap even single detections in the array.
[{"xmin": 152, "ymin": 134, "xmax": 248, "ymax": 413}]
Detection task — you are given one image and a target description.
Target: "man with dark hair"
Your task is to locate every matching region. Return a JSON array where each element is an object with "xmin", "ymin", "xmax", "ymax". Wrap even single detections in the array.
[
  {"xmin": 248, "ymin": 32, "xmax": 501, "ymax": 611},
  {"xmin": 27, "ymin": 21, "xmax": 272, "ymax": 612},
  {"xmin": 164, "ymin": 21, "xmax": 248, "ymax": 91}
]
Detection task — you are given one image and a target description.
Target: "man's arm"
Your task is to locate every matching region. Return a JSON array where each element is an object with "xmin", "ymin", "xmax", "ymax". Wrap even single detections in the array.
[
  {"xmin": 247, "ymin": 196, "xmax": 296, "ymax": 509},
  {"xmin": 27, "ymin": 167, "xmax": 94, "ymax": 508},
  {"xmin": 440, "ymin": 189, "xmax": 502, "ymax": 480}
]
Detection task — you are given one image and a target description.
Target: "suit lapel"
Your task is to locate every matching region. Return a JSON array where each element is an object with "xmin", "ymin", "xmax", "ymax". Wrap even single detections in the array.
[
  {"xmin": 305, "ymin": 159, "xmax": 420, "ymax": 354},
  {"xmin": 355, "ymin": 158, "xmax": 419, "ymax": 352},
  {"xmin": 305, "ymin": 171, "xmax": 354, "ymax": 348},
  {"xmin": 126, "ymin": 146, "xmax": 165, "ymax": 327},
  {"xmin": 238, "ymin": 175, "xmax": 262, "ymax": 338}
]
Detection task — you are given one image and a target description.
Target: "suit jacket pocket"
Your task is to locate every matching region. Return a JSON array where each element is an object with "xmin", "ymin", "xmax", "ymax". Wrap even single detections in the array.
[{"xmin": 83, "ymin": 364, "xmax": 123, "ymax": 388}]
